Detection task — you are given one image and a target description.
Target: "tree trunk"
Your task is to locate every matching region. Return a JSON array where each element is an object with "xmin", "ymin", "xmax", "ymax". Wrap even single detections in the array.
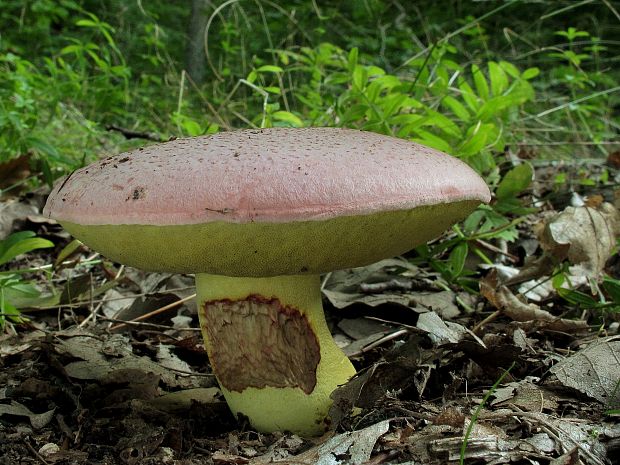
[{"xmin": 185, "ymin": 0, "xmax": 210, "ymax": 84}]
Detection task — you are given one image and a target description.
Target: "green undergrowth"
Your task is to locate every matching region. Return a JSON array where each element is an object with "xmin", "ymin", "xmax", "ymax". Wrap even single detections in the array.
[{"xmin": 0, "ymin": 0, "xmax": 618, "ymax": 325}]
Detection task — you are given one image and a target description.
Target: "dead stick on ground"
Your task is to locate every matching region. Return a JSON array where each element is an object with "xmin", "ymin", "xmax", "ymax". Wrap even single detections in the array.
[
  {"xmin": 105, "ymin": 124, "xmax": 165, "ymax": 142},
  {"xmin": 109, "ymin": 293, "xmax": 196, "ymax": 331}
]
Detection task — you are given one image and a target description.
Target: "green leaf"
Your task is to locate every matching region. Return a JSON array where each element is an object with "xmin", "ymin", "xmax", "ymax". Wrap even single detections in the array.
[
  {"xmin": 603, "ymin": 277, "xmax": 620, "ymax": 304},
  {"xmin": 424, "ymin": 110, "xmax": 462, "ymax": 139},
  {"xmin": 449, "ymin": 242, "xmax": 468, "ymax": 278},
  {"xmin": 458, "ymin": 80, "xmax": 480, "ymax": 112},
  {"xmin": 256, "ymin": 65, "xmax": 284, "ymax": 73},
  {"xmin": 263, "ymin": 86, "xmax": 281, "ymax": 94},
  {"xmin": 521, "ymin": 67, "xmax": 540, "ymax": 80},
  {"xmin": 352, "ymin": 65, "xmax": 368, "ymax": 89},
  {"xmin": 54, "ymin": 239, "xmax": 82, "ymax": 267},
  {"xmin": 76, "ymin": 19, "xmax": 98, "ymax": 28},
  {"xmin": 496, "ymin": 163, "xmax": 533, "ymax": 201},
  {"xmin": 181, "ymin": 119, "xmax": 202, "ymax": 136},
  {"xmin": 499, "ymin": 61, "xmax": 520, "ymax": 78},
  {"xmin": 471, "ymin": 64, "xmax": 489, "ymax": 100},
  {"xmin": 488, "ymin": 62, "xmax": 508, "ymax": 96},
  {"xmin": 271, "ymin": 111, "xmax": 304, "ymax": 127},
  {"xmin": 246, "ymin": 70, "xmax": 258, "ymax": 84},
  {"xmin": 413, "ymin": 130, "xmax": 452, "ymax": 154},
  {"xmin": 60, "ymin": 44, "xmax": 82, "ymax": 55},
  {"xmin": 0, "ymin": 232, "xmax": 54, "ymax": 266},
  {"xmin": 347, "ymin": 47, "xmax": 359, "ymax": 74},
  {"xmin": 442, "ymin": 96, "xmax": 470, "ymax": 122},
  {"xmin": 557, "ymin": 288, "xmax": 598, "ymax": 307},
  {"xmin": 458, "ymin": 123, "xmax": 492, "ymax": 157}
]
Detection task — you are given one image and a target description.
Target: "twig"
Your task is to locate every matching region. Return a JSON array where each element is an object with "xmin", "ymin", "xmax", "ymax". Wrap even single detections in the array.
[
  {"xmin": 105, "ymin": 124, "xmax": 165, "ymax": 142},
  {"xmin": 23, "ymin": 439, "xmax": 50, "ymax": 465},
  {"xmin": 347, "ymin": 328, "xmax": 410, "ymax": 357},
  {"xmin": 473, "ymin": 239, "xmax": 519, "ymax": 264},
  {"xmin": 108, "ymin": 293, "xmax": 196, "ymax": 331},
  {"xmin": 472, "ymin": 310, "xmax": 501, "ymax": 334},
  {"xmin": 485, "ymin": 408, "xmax": 607, "ymax": 465},
  {"xmin": 360, "ymin": 279, "xmax": 414, "ymax": 294},
  {"xmin": 79, "ymin": 265, "xmax": 125, "ymax": 328},
  {"xmin": 103, "ymin": 316, "xmax": 200, "ymax": 332}
]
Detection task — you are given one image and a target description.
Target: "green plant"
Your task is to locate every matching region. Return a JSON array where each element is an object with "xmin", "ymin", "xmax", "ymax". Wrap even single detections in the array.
[
  {"xmin": 460, "ymin": 362, "xmax": 515, "ymax": 464},
  {"xmin": 0, "ymin": 231, "xmax": 54, "ymax": 328},
  {"xmin": 555, "ymin": 274, "xmax": 620, "ymax": 314}
]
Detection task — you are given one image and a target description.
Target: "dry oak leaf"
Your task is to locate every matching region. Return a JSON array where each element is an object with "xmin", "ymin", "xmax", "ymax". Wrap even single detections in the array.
[
  {"xmin": 480, "ymin": 270, "xmax": 588, "ymax": 332},
  {"xmin": 539, "ymin": 202, "xmax": 620, "ymax": 278}
]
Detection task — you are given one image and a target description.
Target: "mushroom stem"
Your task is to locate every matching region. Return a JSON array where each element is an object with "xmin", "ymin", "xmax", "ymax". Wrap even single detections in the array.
[{"xmin": 195, "ymin": 273, "xmax": 356, "ymax": 435}]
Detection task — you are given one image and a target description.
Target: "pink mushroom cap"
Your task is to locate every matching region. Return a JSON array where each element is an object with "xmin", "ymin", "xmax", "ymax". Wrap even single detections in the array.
[{"xmin": 43, "ymin": 128, "xmax": 491, "ymax": 276}]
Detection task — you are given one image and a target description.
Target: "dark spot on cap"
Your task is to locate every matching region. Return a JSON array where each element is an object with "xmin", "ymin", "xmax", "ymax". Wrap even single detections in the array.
[{"xmin": 129, "ymin": 187, "xmax": 146, "ymax": 201}]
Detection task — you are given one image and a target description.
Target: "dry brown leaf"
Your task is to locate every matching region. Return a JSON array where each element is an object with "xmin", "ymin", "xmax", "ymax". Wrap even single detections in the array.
[
  {"xmin": 480, "ymin": 271, "xmax": 588, "ymax": 332},
  {"xmin": 0, "ymin": 401, "xmax": 55, "ymax": 429},
  {"xmin": 549, "ymin": 335, "xmax": 620, "ymax": 404},
  {"xmin": 540, "ymin": 202, "xmax": 620, "ymax": 278},
  {"xmin": 274, "ymin": 420, "xmax": 390, "ymax": 465},
  {"xmin": 0, "ymin": 198, "xmax": 39, "ymax": 239},
  {"xmin": 0, "ymin": 155, "xmax": 31, "ymax": 192}
]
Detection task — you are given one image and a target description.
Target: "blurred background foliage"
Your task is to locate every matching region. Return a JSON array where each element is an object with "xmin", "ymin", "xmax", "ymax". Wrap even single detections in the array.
[{"xmin": 1, "ymin": 0, "xmax": 618, "ymax": 179}]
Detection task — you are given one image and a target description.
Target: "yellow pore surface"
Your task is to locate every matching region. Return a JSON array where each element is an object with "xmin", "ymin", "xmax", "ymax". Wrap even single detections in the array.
[{"xmin": 61, "ymin": 200, "xmax": 480, "ymax": 277}]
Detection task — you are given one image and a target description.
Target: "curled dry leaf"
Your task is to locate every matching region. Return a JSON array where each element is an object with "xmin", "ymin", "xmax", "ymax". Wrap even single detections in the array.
[
  {"xmin": 481, "ymin": 270, "xmax": 588, "ymax": 332},
  {"xmin": 0, "ymin": 401, "xmax": 55, "ymax": 429},
  {"xmin": 266, "ymin": 420, "xmax": 390, "ymax": 465},
  {"xmin": 549, "ymin": 335, "xmax": 620, "ymax": 404},
  {"xmin": 540, "ymin": 202, "xmax": 620, "ymax": 278},
  {"xmin": 504, "ymin": 202, "xmax": 620, "ymax": 290}
]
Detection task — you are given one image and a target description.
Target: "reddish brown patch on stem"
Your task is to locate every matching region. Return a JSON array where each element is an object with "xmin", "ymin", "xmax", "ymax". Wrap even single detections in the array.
[{"xmin": 201, "ymin": 295, "xmax": 320, "ymax": 394}]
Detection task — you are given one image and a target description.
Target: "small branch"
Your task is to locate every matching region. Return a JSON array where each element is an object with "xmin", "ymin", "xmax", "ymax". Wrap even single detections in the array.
[
  {"xmin": 105, "ymin": 124, "xmax": 165, "ymax": 142},
  {"xmin": 109, "ymin": 293, "xmax": 196, "ymax": 331}
]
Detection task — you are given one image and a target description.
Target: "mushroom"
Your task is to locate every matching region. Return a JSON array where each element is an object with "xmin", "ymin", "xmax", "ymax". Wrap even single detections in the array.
[{"xmin": 43, "ymin": 128, "xmax": 491, "ymax": 435}]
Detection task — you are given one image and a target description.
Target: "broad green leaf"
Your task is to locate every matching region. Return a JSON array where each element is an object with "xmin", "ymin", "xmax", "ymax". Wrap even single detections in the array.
[
  {"xmin": 352, "ymin": 65, "xmax": 368, "ymax": 89},
  {"xmin": 496, "ymin": 163, "xmax": 533, "ymax": 201},
  {"xmin": 557, "ymin": 288, "xmax": 598, "ymax": 307},
  {"xmin": 424, "ymin": 110, "xmax": 462, "ymax": 139},
  {"xmin": 26, "ymin": 136, "xmax": 61, "ymax": 160},
  {"xmin": 449, "ymin": 242, "xmax": 468, "ymax": 278},
  {"xmin": 521, "ymin": 67, "xmax": 540, "ymax": 80},
  {"xmin": 76, "ymin": 19, "xmax": 98, "ymax": 28},
  {"xmin": 603, "ymin": 277, "xmax": 620, "ymax": 304},
  {"xmin": 471, "ymin": 64, "xmax": 489, "ymax": 100},
  {"xmin": 488, "ymin": 61, "xmax": 508, "ymax": 96},
  {"xmin": 60, "ymin": 44, "xmax": 82, "ymax": 55},
  {"xmin": 264, "ymin": 86, "xmax": 281, "ymax": 94},
  {"xmin": 54, "ymin": 239, "xmax": 82, "ymax": 267},
  {"xmin": 458, "ymin": 123, "xmax": 492, "ymax": 157},
  {"xmin": 458, "ymin": 80, "xmax": 480, "ymax": 112},
  {"xmin": 271, "ymin": 111, "xmax": 304, "ymax": 127},
  {"xmin": 442, "ymin": 96, "xmax": 470, "ymax": 121},
  {"xmin": 246, "ymin": 70, "xmax": 258, "ymax": 84},
  {"xmin": 347, "ymin": 47, "xmax": 359, "ymax": 74},
  {"xmin": 390, "ymin": 113, "xmax": 423, "ymax": 126},
  {"xmin": 381, "ymin": 93, "xmax": 407, "ymax": 118},
  {"xmin": 413, "ymin": 130, "xmax": 452, "ymax": 154},
  {"xmin": 477, "ymin": 94, "xmax": 518, "ymax": 120},
  {"xmin": 499, "ymin": 60, "xmax": 520, "ymax": 78},
  {"xmin": 0, "ymin": 232, "xmax": 54, "ymax": 266},
  {"xmin": 186, "ymin": 120, "xmax": 203, "ymax": 136},
  {"xmin": 367, "ymin": 65, "xmax": 386, "ymax": 77},
  {"xmin": 0, "ymin": 298, "xmax": 26, "ymax": 327},
  {"xmin": 256, "ymin": 65, "xmax": 284, "ymax": 73}
]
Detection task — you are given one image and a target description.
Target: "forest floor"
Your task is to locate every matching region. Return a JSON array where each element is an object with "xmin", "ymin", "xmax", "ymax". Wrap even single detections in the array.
[{"xmin": 1, "ymin": 156, "xmax": 619, "ymax": 465}]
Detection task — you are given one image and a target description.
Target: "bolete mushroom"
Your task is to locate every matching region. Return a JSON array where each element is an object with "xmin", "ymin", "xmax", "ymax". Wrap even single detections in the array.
[{"xmin": 43, "ymin": 128, "xmax": 490, "ymax": 435}]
